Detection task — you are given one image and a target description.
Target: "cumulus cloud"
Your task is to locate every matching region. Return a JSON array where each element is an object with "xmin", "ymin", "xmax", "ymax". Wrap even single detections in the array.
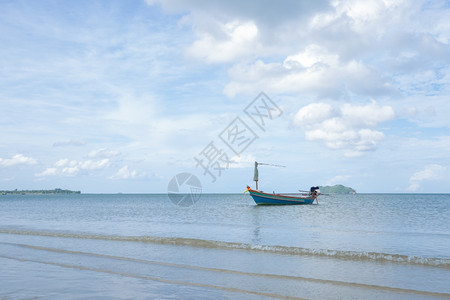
[
  {"xmin": 36, "ymin": 158, "xmax": 110, "ymax": 177},
  {"xmin": 79, "ymin": 159, "xmax": 110, "ymax": 170},
  {"xmin": 407, "ymin": 164, "xmax": 447, "ymax": 191},
  {"xmin": 61, "ymin": 166, "xmax": 80, "ymax": 177},
  {"xmin": 0, "ymin": 154, "xmax": 37, "ymax": 167},
  {"xmin": 38, "ymin": 167, "xmax": 58, "ymax": 177},
  {"xmin": 148, "ymin": 0, "xmax": 331, "ymax": 63},
  {"xmin": 150, "ymin": 0, "xmax": 448, "ymax": 104},
  {"xmin": 110, "ymin": 165, "xmax": 146, "ymax": 180},
  {"xmin": 293, "ymin": 101, "xmax": 395, "ymax": 156},
  {"xmin": 186, "ymin": 20, "xmax": 259, "ymax": 63},
  {"xmin": 55, "ymin": 159, "xmax": 72, "ymax": 167},
  {"xmin": 224, "ymin": 45, "xmax": 395, "ymax": 98}
]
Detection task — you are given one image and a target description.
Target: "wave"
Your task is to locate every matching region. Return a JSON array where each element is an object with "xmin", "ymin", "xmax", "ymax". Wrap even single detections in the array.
[
  {"xmin": 2, "ymin": 243, "xmax": 449, "ymax": 298},
  {"xmin": 1, "ymin": 228, "xmax": 448, "ymax": 268}
]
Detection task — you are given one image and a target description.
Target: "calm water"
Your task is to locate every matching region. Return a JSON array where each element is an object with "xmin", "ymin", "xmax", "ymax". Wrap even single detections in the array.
[{"xmin": 0, "ymin": 193, "xmax": 449, "ymax": 299}]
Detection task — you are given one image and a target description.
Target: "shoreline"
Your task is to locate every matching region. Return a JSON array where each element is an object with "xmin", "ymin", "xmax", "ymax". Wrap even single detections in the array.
[{"xmin": 0, "ymin": 189, "xmax": 80, "ymax": 195}]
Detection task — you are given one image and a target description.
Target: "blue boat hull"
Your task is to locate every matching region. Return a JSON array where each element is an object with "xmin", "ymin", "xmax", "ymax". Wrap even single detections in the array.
[{"xmin": 248, "ymin": 188, "xmax": 316, "ymax": 205}]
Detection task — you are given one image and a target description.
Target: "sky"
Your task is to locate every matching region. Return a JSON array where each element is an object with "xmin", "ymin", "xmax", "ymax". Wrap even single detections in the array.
[{"xmin": 1, "ymin": 0, "xmax": 450, "ymax": 193}]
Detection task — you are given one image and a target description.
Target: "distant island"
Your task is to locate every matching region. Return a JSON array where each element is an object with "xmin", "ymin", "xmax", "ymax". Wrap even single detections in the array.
[
  {"xmin": 0, "ymin": 188, "xmax": 80, "ymax": 195},
  {"xmin": 319, "ymin": 184, "xmax": 356, "ymax": 194}
]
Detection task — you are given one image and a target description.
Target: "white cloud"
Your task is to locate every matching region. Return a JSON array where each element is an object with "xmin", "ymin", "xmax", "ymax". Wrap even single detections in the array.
[
  {"xmin": 294, "ymin": 101, "xmax": 395, "ymax": 156},
  {"xmin": 36, "ymin": 158, "xmax": 110, "ymax": 177},
  {"xmin": 212, "ymin": 0, "xmax": 449, "ymax": 100},
  {"xmin": 110, "ymin": 165, "xmax": 146, "ymax": 180},
  {"xmin": 55, "ymin": 159, "xmax": 70, "ymax": 167},
  {"xmin": 407, "ymin": 164, "xmax": 447, "ymax": 191},
  {"xmin": 330, "ymin": 0, "xmax": 405, "ymax": 33},
  {"xmin": 36, "ymin": 167, "xmax": 57, "ymax": 177},
  {"xmin": 61, "ymin": 166, "xmax": 80, "ymax": 177},
  {"xmin": 223, "ymin": 48, "xmax": 394, "ymax": 98},
  {"xmin": 186, "ymin": 20, "xmax": 259, "ymax": 63},
  {"xmin": 284, "ymin": 44, "xmax": 339, "ymax": 69},
  {"xmin": 148, "ymin": 0, "xmax": 332, "ymax": 64},
  {"xmin": 0, "ymin": 154, "xmax": 37, "ymax": 167},
  {"xmin": 79, "ymin": 159, "xmax": 110, "ymax": 170},
  {"xmin": 410, "ymin": 164, "xmax": 446, "ymax": 181}
]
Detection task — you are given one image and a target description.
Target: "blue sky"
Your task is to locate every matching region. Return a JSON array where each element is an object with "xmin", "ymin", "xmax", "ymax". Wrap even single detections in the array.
[{"xmin": 1, "ymin": 0, "xmax": 450, "ymax": 193}]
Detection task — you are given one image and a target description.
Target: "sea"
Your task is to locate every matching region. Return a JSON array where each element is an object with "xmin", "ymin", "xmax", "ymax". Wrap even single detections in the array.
[{"xmin": 0, "ymin": 193, "xmax": 449, "ymax": 299}]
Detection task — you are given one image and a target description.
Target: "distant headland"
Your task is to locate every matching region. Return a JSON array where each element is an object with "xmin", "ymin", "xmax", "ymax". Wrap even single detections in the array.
[
  {"xmin": 0, "ymin": 188, "xmax": 81, "ymax": 195},
  {"xmin": 319, "ymin": 184, "xmax": 356, "ymax": 194}
]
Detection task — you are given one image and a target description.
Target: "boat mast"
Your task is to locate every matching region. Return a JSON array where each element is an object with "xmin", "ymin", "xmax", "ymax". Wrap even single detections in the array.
[
  {"xmin": 253, "ymin": 161, "xmax": 286, "ymax": 190},
  {"xmin": 253, "ymin": 161, "xmax": 259, "ymax": 190}
]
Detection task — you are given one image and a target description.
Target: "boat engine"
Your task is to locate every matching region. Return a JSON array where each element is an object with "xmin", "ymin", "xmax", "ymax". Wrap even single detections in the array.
[{"xmin": 310, "ymin": 186, "xmax": 320, "ymax": 196}]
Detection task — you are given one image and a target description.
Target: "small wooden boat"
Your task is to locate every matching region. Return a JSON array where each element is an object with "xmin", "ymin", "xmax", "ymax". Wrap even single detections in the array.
[
  {"xmin": 246, "ymin": 186, "xmax": 317, "ymax": 205},
  {"xmin": 246, "ymin": 161, "xmax": 319, "ymax": 205}
]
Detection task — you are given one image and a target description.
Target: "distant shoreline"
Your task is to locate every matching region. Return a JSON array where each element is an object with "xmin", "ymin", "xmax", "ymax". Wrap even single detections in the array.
[{"xmin": 0, "ymin": 188, "xmax": 80, "ymax": 195}]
